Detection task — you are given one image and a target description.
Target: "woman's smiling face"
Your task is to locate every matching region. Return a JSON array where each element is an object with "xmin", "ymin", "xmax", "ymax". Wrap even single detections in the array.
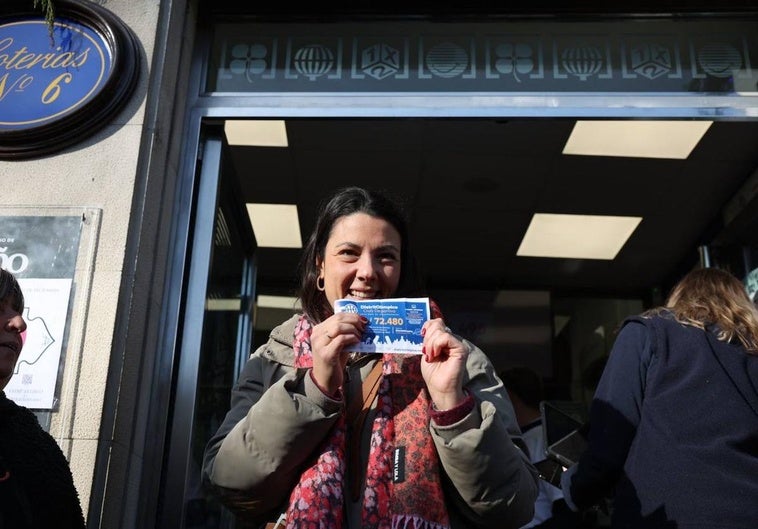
[{"xmin": 318, "ymin": 212, "xmax": 402, "ymax": 308}]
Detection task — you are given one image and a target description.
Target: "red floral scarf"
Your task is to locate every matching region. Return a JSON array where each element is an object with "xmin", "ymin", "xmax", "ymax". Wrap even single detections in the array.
[{"xmin": 286, "ymin": 315, "xmax": 450, "ymax": 529}]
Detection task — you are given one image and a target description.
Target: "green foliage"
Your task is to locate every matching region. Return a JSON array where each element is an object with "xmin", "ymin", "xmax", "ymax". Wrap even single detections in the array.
[{"xmin": 33, "ymin": 0, "xmax": 56, "ymax": 36}]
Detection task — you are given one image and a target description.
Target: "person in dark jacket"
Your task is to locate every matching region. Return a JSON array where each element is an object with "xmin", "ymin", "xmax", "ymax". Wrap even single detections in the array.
[
  {"xmin": 561, "ymin": 267, "xmax": 758, "ymax": 529},
  {"xmin": 0, "ymin": 268, "xmax": 86, "ymax": 529}
]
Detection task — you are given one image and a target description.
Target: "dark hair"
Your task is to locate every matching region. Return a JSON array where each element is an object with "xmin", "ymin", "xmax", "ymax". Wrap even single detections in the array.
[
  {"xmin": 297, "ymin": 186, "xmax": 420, "ymax": 323},
  {"xmin": 0, "ymin": 268, "xmax": 24, "ymax": 313},
  {"xmin": 500, "ymin": 366, "xmax": 545, "ymax": 409}
]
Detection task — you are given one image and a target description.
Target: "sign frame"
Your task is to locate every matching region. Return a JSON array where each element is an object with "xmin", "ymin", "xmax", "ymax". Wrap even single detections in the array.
[
  {"xmin": 0, "ymin": 206, "xmax": 101, "ymax": 411},
  {"xmin": 0, "ymin": 0, "xmax": 140, "ymax": 159}
]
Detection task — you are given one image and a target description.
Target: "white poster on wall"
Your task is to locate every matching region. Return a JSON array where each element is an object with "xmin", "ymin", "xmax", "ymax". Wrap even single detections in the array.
[{"xmin": 6, "ymin": 278, "xmax": 73, "ymax": 408}]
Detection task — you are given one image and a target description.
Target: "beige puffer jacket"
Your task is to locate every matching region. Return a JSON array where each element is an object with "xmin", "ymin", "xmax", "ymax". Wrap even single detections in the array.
[{"xmin": 202, "ymin": 314, "xmax": 538, "ymax": 529}]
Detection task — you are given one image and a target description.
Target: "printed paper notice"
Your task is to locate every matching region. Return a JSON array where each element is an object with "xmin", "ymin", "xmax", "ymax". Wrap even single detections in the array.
[
  {"xmin": 334, "ymin": 297, "xmax": 430, "ymax": 354},
  {"xmin": 5, "ymin": 278, "xmax": 72, "ymax": 409}
]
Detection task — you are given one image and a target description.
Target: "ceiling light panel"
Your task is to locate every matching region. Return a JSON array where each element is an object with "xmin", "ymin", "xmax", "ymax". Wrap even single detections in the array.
[
  {"xmin": 517, "ymin": 213, "xmax": 642, "ymax": 260},
  {"xmin": 206, "ymin": 299, "xmax": 242, "ymax": 311},
  {"xmin": 256, "ymin": 295, "xmax": 302, "ymax": 309},
  {"xmin": 224, "ymin": 120, "xmax": 289, "ymax": 147},
  {"xmin": 246, "ymin": 203, "xmax": 302, "ymax": 248},
  {"xmin": 563, "ymin": 120, "xmax": 712, "ymax": 159}
]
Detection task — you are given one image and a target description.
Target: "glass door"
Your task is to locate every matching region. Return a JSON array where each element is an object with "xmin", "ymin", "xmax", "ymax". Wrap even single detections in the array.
[{"xmin": 161, "ymin": 123, "xmax": 257, "ymax": 529}]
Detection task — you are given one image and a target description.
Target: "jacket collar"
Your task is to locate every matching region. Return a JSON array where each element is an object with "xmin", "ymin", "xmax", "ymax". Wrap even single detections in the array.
[{"xmin": 260, "ymin": 313, "xmax": 301, "ymax": 367}]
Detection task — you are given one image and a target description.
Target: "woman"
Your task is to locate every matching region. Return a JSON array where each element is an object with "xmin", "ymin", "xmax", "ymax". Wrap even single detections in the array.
[
  {"xmin": 203, "ymin": 187, "xmax": 538, "ymax": 529},
  {"xmin": 561, "ymin": 267, "xmax": 758, "ymax": 528},
  {"xmin": 0, "ymin": 268, "xmax": 86, "ymax": 529}
]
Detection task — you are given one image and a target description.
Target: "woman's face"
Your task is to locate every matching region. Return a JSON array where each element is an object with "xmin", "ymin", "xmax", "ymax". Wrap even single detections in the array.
[
  {"xmin": 0, "ymin": 299, "xmax": 26, "ymax": 390},
  {"xmin": 318, "ymin": 212, "xmax": 402, "ymax": 307}
]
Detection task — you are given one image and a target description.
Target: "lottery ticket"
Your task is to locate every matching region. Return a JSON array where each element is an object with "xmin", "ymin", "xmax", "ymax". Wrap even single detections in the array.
[{"xmin": 333, "ymin": 297, "xmax": 430, "ymax": 354}]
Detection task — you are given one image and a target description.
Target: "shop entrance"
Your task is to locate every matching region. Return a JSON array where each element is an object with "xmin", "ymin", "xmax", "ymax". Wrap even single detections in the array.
[
  {"xmin": 151, "ymin": 9, "xmax": 758, "ymax": 529},
  {"xmin": 162, "ymin": 115, "xmax": 758, "ymax": 529}
]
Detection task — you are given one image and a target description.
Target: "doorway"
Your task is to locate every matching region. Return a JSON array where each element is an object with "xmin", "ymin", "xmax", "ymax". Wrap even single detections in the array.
[{"xmin": 164, "ymin": 116, "xmax": 758, "ymax": 529}]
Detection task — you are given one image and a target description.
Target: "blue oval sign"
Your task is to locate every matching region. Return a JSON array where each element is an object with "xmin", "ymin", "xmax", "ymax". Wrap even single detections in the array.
[
  {"xmin": 0, "ymin": 0, "xmax": 139, "ymax": 159},
  {"xmin": 0, "ymin": 18, "xmax": 111, "ymax": 129}
]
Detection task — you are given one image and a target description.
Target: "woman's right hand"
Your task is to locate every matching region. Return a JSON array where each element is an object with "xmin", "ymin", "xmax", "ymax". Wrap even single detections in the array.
[{"xmin": 310, "ymin": 313, "xmax": 367, "ymax": 395}]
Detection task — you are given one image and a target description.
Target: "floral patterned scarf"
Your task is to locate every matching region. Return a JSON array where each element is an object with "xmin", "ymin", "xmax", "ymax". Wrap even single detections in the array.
[{"xmin": 285, "ymin": 315, "xmax": 450, "ymax": 529}]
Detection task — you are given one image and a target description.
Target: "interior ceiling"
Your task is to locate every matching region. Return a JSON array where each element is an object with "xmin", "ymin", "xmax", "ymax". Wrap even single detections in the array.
[
  {"xmin": 227, "ymin": 119, "xmax": 758, "ymax": 298},
  {"xmin": 207, "ymin": 0, "xmax": 758, "ymax": 300}
]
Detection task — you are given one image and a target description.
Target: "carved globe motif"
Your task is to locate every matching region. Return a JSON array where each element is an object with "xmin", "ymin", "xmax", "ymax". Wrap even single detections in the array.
[
  {"xmin": 294, "ymin": 44, "xmax": 335, "ymax": 80},
  {"xmin": 562, "ymin": 45, "xmax": 604, "ymax": 81}
]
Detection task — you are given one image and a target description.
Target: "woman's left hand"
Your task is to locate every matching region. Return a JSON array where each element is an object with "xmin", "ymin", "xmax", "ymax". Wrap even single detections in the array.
[{"xmin": 420, "ymin": 318, "xmax": 469, "ymax": 410}]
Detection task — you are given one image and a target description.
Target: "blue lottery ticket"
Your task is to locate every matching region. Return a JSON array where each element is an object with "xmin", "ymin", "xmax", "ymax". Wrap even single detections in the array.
[{"xmin": 333, "ymin": 297, "xmax": 430, "ymax": 354}]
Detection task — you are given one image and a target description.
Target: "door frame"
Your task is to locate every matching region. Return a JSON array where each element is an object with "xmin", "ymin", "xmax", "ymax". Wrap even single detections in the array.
[{"xmin": 152, "ymin": 12, "xmax": 758, "ymax": 529}]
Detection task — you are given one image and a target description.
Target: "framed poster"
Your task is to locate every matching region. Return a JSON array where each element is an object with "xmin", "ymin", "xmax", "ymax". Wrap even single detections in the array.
[{"xmin": 0, "ymin": 208, "xmax": 100, "ymax": 409}]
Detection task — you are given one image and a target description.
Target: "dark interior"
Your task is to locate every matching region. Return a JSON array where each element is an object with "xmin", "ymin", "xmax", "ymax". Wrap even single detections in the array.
[{"xmin": 228, "ymin": 118, "xmax": 758, "ymax": 300}]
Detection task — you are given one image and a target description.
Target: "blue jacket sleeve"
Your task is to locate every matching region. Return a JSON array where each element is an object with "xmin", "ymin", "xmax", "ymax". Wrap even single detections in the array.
[{"xmin": 563, "ymin": 319, "xmax": 653, "ymax": 511}]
